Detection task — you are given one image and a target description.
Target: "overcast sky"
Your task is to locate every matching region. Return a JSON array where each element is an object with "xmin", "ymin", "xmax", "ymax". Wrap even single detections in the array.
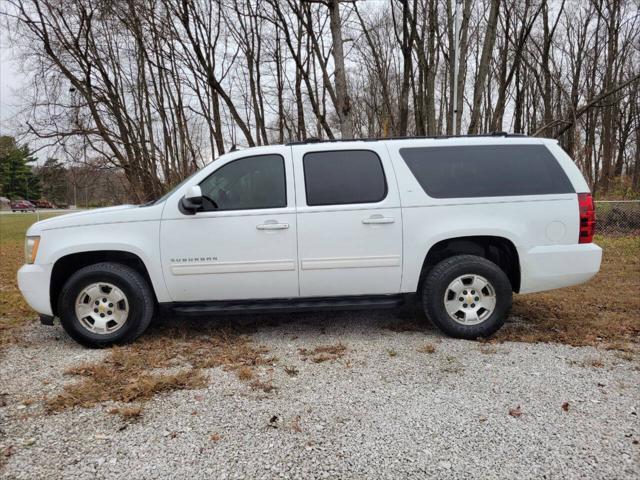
[{"xmin": 0, "ymin": 31, "xmax": 24, "ymax": 136}]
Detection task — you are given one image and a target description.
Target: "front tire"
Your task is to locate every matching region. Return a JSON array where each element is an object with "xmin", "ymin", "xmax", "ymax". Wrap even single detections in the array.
[
  {"xmin": 58, "ymin": 262, "xmax": 155, "ymax": 348},
  {"xmin": 421, "ymin": 255, "xmax": 512, "ymax": 339}
]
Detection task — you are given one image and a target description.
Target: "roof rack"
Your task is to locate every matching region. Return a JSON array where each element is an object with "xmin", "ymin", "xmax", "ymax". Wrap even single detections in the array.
[{"xmin": 285, "ymin": 131, "xmax": 527, "ymax": 146}]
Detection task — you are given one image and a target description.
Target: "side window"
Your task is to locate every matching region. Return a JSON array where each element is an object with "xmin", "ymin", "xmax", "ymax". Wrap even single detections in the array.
[
  {"xmin": 199, "ymin": 154, "xmax": 286, "ymax": 211},
  {"xmin": 399, "ymin": 145, "xmax": 574, "ymax": 198},
  {"xmin": 303, "ymin": 150, "xmax": 387, "ymax": 206}
]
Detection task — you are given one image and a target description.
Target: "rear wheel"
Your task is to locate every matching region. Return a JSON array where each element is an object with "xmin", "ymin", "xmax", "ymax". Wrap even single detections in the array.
[
  {"xmin": 421, "ymin": 255, "xmax": 512, "ymax": 339},
  {"xmin": 58, "ymin": 262, "xmax": 155, "ymax": 348}
]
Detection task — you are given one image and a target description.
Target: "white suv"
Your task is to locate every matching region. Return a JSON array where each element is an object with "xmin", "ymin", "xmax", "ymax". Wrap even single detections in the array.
[{"xmin": 18, "ymin": 135, "xmax": 602, "ymax": 347}]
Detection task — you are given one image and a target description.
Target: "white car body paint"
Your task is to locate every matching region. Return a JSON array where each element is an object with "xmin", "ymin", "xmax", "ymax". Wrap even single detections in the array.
[{"xmin": 18, "ymin": 137, "xmax": 602, "ymax": 318}]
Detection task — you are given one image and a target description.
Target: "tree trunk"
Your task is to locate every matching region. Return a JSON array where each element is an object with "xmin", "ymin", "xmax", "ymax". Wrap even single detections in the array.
[
  {"xmin": 468, "ymin": 0, "xmax": 500, "ymax": 134},
  {"xmin": 328, "ymin": 0, "xmax": 353, "ymax": 138}
]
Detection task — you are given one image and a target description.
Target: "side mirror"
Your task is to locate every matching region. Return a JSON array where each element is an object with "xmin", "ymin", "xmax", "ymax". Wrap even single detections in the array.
[{"xmin": 180, "ymin": 185, "xmax": 203, "ymax": 214}]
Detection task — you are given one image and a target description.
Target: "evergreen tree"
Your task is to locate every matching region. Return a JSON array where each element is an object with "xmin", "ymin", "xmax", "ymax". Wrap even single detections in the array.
[
  {"xmin": 0, "ymin": 136, "xmax": 41, "ymax": 200},
  {"xmin": 36, "ymin": 158, "xmax": 67, "ymax": 204}
]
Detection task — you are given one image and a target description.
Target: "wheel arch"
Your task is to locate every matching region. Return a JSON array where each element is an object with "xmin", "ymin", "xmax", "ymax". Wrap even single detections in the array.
[
  {"xmin": 417, "ymin": 235, "xmax": 521, "ymax": 293},
  {"xmin": 50, "ymin": 250, "xmax": 157, "ymax": 317}
]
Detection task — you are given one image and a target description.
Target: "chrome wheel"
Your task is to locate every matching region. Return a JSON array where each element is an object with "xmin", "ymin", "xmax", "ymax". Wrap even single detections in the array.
[
  {"xmin": 75, "ymin": 282, "xmax": 129, "ymax": 334},
  {"xmin": 443, "ymin": 274, "xmax": 496, "ymax": 325}
]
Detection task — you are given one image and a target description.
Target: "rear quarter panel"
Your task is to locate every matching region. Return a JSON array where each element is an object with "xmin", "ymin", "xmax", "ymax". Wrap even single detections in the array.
[{"xmin": 384, "ymin": 138, "xmax": 582, "ymax": 293}]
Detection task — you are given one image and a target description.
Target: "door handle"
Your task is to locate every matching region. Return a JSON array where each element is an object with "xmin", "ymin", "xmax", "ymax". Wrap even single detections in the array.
[
  {"xmin": 256, "ymin": 221, "xmax": 289, "ymax": 230},
  {"xmin": 362, "ymin": 215, "xmax": 395, "ymax": 225}
]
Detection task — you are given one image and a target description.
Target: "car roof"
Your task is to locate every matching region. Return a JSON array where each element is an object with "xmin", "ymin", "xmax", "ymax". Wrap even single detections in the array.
[{"xmin": 285, "ymin": 132, "xmax": 532, "ymax": 146}]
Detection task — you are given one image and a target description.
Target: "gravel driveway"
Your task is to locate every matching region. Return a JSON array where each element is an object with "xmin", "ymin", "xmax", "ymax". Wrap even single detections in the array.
[{"xmin": 1, "ymin": 309, "xmax": 638, "ymax": 479}]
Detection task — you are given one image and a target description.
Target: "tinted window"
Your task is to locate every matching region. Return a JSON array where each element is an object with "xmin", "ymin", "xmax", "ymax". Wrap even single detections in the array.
[
  {"xmin": 199, "ymin": 154, "xmax": 286, "ymax": 210},
  {"xmin": 399, "ymin": 145, "xmax": 574, "ymax": 198},
  {"xmin": 303, "ymin": 150, "xmax": 387, "ymax": 206}
]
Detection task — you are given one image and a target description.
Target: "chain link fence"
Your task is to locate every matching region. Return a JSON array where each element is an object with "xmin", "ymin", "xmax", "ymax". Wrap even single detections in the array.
[{"xmin": 596, "ymin": 200, "xmax": 640, "ymax": 236}]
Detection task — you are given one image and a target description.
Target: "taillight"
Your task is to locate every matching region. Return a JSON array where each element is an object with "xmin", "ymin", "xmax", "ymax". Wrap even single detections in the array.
[{"xmin": 578, "ymin": 193, "xmax": 595, "ymax": 243}]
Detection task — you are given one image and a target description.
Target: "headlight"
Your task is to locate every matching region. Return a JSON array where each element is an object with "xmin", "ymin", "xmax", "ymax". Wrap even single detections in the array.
[{"xmin": 25, "ymin": 236, "xmax": 40, "ymax": 264}]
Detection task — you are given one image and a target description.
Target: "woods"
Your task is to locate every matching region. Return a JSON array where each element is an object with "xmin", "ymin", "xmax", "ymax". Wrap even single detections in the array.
[{"xmin": 1, "ymin": 0, "xmax": 639, "ymax": 201}]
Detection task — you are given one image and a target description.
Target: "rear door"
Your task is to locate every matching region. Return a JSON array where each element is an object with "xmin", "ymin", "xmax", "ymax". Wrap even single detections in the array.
[{"xmin": 292, "ymin": 143, "xmax": 402, "ymax": 297}]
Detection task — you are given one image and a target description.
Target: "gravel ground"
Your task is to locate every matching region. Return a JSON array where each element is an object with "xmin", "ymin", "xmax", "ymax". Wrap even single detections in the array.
[{"xmin": 1, "ymin": 308, "xmax": 638, "ymax": 479}]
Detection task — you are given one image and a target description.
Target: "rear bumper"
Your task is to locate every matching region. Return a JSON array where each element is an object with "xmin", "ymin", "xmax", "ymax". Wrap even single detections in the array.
[
  {"xmin": 17, "ymin": 263, "xmax": 53, "ymax": 316},
  {"xmin": 519, "ymin": 243, "xmax": 602, "ymax": 294}
]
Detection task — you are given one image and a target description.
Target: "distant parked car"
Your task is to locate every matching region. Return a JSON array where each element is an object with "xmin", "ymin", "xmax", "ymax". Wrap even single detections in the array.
[
  {"xmin": 32, "ymin": 199, "xmax": 56, "ymax": 209},
  {"xmin": 10, "ymin": 200, "xmax": 36, "ymax": 212}
]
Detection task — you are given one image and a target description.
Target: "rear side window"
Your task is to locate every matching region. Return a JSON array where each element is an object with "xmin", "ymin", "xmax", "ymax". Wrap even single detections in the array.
[
  {"xmin": 399, "ymin": 145, "xmax": 574, "ymax": 198},
  {"xmin": 303, "ymin": 150, "xmax": 387, "ymax": 206}
]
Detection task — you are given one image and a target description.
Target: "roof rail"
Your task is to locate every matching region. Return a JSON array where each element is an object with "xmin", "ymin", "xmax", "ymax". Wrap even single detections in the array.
[{"xmin": 285, "ymin": 131, "xmax": 527, "ymax": 146}]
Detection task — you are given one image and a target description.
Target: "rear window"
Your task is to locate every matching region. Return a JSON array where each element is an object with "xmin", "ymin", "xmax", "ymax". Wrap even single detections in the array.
[
  {"xmin": 303, "ymin": 150, "xmax": 387, "ymax": 206},
  {"xmin": 399, "ymin": 145, "xmax": 574, "ymax": 198}
]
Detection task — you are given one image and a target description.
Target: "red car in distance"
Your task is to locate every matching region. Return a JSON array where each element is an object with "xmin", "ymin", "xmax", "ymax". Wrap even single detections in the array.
[
  {"xmin": 32, "ymin": 199, "xmax": 56, "ymax": 209},
  {"xmin": 10, "ymin": 200, "xmax": 36, "ymax": 212}
]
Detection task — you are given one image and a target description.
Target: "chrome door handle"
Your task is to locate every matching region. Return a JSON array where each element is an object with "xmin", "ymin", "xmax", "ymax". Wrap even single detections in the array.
[
  {"xmin": 362, "ymin": 215, "xmax": 395, "ymax": 225},
  {"xmin": 256, "ymin": 221, "xmax": 289, "ymax": 230}
]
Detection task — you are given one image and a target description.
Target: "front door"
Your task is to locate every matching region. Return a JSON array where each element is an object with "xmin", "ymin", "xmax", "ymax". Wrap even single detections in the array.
[
  {"xmin": 292, "ymin": 144, "xmax": 403, "ymax": 297},
  {"xmin": 160, "ymin": 147, "xmax": 299, "ymax": 302}
]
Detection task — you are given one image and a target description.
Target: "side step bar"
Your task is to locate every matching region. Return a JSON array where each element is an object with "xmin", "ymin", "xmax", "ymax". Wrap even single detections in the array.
[{"xmin": 164, "ymin": 294, "xmax": 406, "ymax": 316}]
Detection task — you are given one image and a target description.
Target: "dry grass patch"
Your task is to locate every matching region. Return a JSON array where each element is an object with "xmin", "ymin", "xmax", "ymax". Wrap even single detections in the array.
[
  {"xmin": 384, "ymin": 320, "xmax": 427, "ymax": 333},
  {"xmin": 108, "ymin": 405, "xmax": 143, "ymax": 420},
  {"xmin": 289, "ymin": 415, "xmax": 302, "ymax": 433},
  {"xmin": 479, "ymin": 344, "xmax": 498, "ymax": 355},
  {"xmin": 250, "ymin": 378, "xmax": 277, "ymax": 393},
  {"xmin": 613, "ymin": 350, "xmax": 635, "ymax": 362},
  {"xmin": 0, "ymin": 239, "xmax": 36, "ymax": 350},
  {"xmin": 590, "ymin": 358, "xmax": 605, "ymax": 368},
  {"xmin": 417, "ymin": 342, "xmax": 436, "ymax": 354},
  {"xmin": 1, "ymin": 445, "xmax": 15, "ymax": 471},
  {"xmin": 442, "ymin": 355, "xmax": 464, "ymax": 374},
  {"xmin": 0, "ymin": 213, "xmax": 62, "ymax": 352},
  {"xmin": 46, "ymin": 322, "xmax": 273, "ymax": 412},
  {"xmin": 298, "ymin": 343, "xmax": 347, "ymax": 363},
  {"xmin": 236, "ymin": 366, "xmax": 254, "ymax": 381},
  {"xmin": 497, "ymin": 235, "xmax": 640, "ymax": 350},
  {"xmin": 47, "ymin": 364, "xmax": 206, "ymax": 412}
]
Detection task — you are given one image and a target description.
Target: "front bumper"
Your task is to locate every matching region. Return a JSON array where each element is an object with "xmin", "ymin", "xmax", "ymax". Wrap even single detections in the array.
[
  {"xmin": 519, "ymin": 243, "xmax": 603, "ymax": 294},
  {"xmin": 17, "ymin": 263, "xmax": 53, "ymax": 316}
]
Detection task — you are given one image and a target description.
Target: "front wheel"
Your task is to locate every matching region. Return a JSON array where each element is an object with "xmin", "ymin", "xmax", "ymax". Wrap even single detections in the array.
[
  {"xmin": 421, "ymin": 255, "xmax": 512, "ymax": 339},
  {"xmin": 58, "ymin": 262, "xmax": 155, "ymax": 348}
]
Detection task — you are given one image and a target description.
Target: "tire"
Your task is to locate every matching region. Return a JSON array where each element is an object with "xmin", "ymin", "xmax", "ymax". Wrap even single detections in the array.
[
  {"xmin": 421, "ymin": 255, "xmax": 512, "ymax": 340},
  {"xmin": 57, "ymin": 262, "xmax": 155, "ymax": 348}
]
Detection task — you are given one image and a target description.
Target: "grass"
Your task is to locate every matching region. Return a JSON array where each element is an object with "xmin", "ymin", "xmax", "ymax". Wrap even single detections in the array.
[
  {"xmin": 45, "ymin": 323, "xmax": 273, "ymax": 412},
  {"xmin": 108, "ymin": 405, "xmax": 143, "ymax": 419},
  {"xmin": 0, "ymin": 212, "xmax": 63, "ymax": 350},
  {"xmin": 298, "ymin": 343, "xmax": 347, "ymax": 363},
  {"xmin": 417, "ymin": 342, "xmax": 437, "ymax": 354},
  {"xmin": 237, "ymin": 366, "xmax": 254, "ymax": 381},
  {"xmin": 478, "ymin": 344, "xmax": 498, "ymax": 355},
  {"xmin": 497, "ymin": 235, "xmax": 640, "ymax": 349}
]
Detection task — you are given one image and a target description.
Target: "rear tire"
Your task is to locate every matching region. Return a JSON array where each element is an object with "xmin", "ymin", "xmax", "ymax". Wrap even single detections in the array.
[
  {"xmin": 58, "ymin": 262, "xmax": 155, "ymax": 348},
  {"xmin": 421, "ymin": 255, "xmax": 512, "ymax": 339}
]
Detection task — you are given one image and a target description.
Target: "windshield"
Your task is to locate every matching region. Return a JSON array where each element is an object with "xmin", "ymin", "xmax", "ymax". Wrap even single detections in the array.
[{"xmin": 142, "ymin": 170, "xmax": 201, "ymax": 206}]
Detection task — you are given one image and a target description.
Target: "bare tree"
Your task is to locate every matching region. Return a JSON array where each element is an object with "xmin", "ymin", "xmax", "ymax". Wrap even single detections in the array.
[{"xmin": 2, "ymin": 0, "xmax": 638, "ymax": 199}]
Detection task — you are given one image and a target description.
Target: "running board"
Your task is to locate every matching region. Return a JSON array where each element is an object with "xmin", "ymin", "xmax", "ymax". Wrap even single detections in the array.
[{"xmin": 164, "ymin": 295, "xmax": 405, "ymax": 316}]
